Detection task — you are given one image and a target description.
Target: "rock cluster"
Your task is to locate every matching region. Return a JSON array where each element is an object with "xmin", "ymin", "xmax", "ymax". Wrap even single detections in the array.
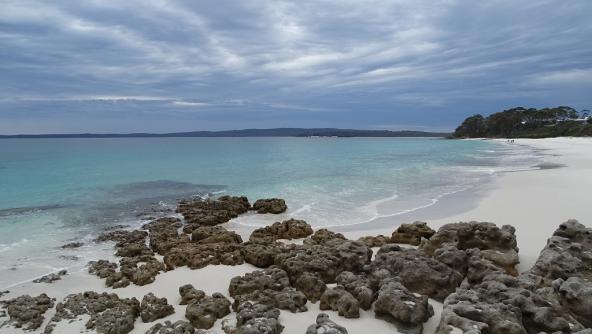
[
  {"xmin": 229, "ymin": 267, "xmax": 307, "ymax": 313},
  {"xmin": 32, "ymin": 269, "xmax": 67, "ymax": 284},
  {"xmin": 1, "ymin": 293, "xmax": 54, "ymax": 330},
  {"xmin": 391, "ymin": 221, "xmax": 436, "ymax": 246},
  {"xmin": 44, "ymin": 291, "xmax": 140, "ymax": 334},
  {"xmin": 436, "ymin": 220, "xmax": 592, "ymax": 334},
  {"xmin": 249, "ymin": 219, "xmax": 313, "ymax": 243},
  {"xmin": 61, "ymin": 242, "xmax": 84, "ymax": 249},
  {"xmin": 251, "ymin": 198, "xmax": 287, "ymax": 214},
  {"xmin": 177, "ymin": 196, "xmax": 251, "ymax": 227}
]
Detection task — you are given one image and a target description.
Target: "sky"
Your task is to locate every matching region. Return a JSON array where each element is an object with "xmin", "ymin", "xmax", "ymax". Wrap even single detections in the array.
[{"xmin": 1, "ymin": 0, "xmax": 591, "ymax": 134}]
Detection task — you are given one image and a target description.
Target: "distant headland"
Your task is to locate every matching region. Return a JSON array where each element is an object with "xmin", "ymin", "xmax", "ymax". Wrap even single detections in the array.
[
  {"xmin": 0, "ymin": 128, "xmax": 450, "ymax": 138},
  {"xmin": 453, "ymin": 106, "xmax": 592, "ymax": 138}
]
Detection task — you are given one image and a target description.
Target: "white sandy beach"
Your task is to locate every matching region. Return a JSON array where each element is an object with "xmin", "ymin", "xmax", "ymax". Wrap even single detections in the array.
[{"xmin": 1, "ymin": 137, "xmax": 591, "ymax": 334}]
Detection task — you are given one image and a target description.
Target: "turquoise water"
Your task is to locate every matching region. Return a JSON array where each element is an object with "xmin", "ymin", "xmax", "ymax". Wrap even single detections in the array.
[{"xmin": 0, "ymin": 137, "xmax": 540, "ymax": 287}]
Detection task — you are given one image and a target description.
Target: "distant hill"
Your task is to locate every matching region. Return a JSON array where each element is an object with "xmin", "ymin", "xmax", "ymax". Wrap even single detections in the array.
[{"xmin": 0, "ymin": 128, "xmax": 450, "ymax": 138}]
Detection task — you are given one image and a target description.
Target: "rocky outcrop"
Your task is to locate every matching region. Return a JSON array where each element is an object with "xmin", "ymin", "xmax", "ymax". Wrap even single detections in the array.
[
  {"xmin": 229, "ymin": 267, "xmax": 307, "ymax": 312},
  {"xmin": 146, "ymin": 320, "xmax": 195, "ymax": 334},
  {"xmin": 251, "ymin": 199, "xmax": 287, "ymax": 214},
  {"xmin": 356, "ymin": 235, "xmax": 391, "ymax": 247},
  {"xmin": 164, "ymin": 242, "xmax": 244, "ymax": 270},
  {"xmin": 88, "ymin": 255, "xmax": 165, "ymax": 288},
  {"xmin": 319, "ymin": 287, "xmax": 360, "ymax": 318},
  {"xmin": 276, "ymin": 239, "xmax": 372, "ymax": 284},
  {"xmin": 294, "ymin": 272, "xmax": 326, "ymax": 303},
  {"xmin": 185, "ymin": 293, "xmax": 231, "ymax": 329},
  {"xmin": 177, "ymin": 196, "xmax": 251, "ymax": 227},
  {"xmin": 335, "ymin": 271, "xmax": 375, "ymax": 310},
  {"xmin": 179, "ymin": 284, "xmax": 206, "ymax": 305},
  {"xmin": 249, "ymin": 219, "xmax": 313, "ymax": 243},
  {"xmin": 192, "ymin": 226, "xmax": 243, "ymax": 244},
  {"xmin": 225, "ymin": 301, "xmax": 284, "ymax": 334},
  {"xmin": 145, "ymin": 217, "xmax": 189, "ymax": 255},
  {"xmin": 45, "ymin": 291, "xmax": 140, "ymax": 334},
  {"xmin": 374, "ymin": 280, "xmax": 433, "ymax": 334},
  {"xmin": 391, "ymin": 221, "xmax": 435, "ymax": 246},
  {"xmin": 306, "ymin": 313, "xmax": 348, "ymax": 334},
  {"xmin": 33, "ymin": 269, "xmax": 67, "ymax": 283},
  {"xmin": 436, "ymin": 220, "xmax": 592, "ymax": 334},
  {"xmin": 304, "ymin": 229, "xmax": 346, "ymax": 245},
  {"xmin": 140, "ymin": 293, "xmax": 175, "ymax": 323},
  {"xmin": 242, "ymin": 242, "xmax": 286, "ymax": 268},
  {"xmin": 370, "ymin": 245, "xmax": 463, "ymax": 301},
  {"xmin": 421, "ymin": 221, "xmax": 519, "ymax": 275},
  {"xmin": 2, "ymin": 293, "xmax": 54, "ymax": 330}
]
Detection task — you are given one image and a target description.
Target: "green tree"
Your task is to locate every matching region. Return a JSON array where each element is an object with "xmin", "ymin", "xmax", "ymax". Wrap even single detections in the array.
[{"xmin": 453, "ymin": 114, "xmax": 488, "ymax": 138}]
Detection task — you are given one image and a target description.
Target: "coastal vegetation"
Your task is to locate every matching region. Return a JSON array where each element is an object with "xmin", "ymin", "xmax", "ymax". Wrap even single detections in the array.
[{"xmin": 454, "ymin": 106, "xmax": 592, "ymax": 138}]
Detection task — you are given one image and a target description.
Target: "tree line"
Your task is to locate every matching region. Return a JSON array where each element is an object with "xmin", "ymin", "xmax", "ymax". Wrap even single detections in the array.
[{"xmin": 453, "ymin": 106, "xmax": 592, "ymax": 138}]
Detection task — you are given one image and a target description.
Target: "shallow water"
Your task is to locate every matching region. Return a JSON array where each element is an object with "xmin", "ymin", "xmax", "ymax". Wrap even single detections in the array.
[{"xmin": 0, "ymin": 137, "xmax": 541, "ymax": 287}]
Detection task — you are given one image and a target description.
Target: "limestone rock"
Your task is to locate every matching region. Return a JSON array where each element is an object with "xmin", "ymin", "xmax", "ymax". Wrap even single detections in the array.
[
  {"xmin": 3, "ymin": 293, "xmax": 54, "ymax": 330},
  {"xmin": 319, "ymin": 287, "xmax": 359, "ymax": 318},
  {"xmin": 32, "ymin": 270, "xmax": 67, "ymax": 284},
  {"xmin": 140, "ymin": 293, "xmax": 175, "ymax": 323},
  {"xmin": 391, "ymin": 221, "xmax": 435, "ymax": 246},
  {"xmin": 305, "ymin": 313, "xmax": 348, "ymax": 334},
  {"xmin": 249, "ymin": 219, "xmax": 312, "ymax": 243},
  {"xmin": 251, "ymin": 198, "xmax": 287, "ymax": 214},
  {"xmin": 146, "ymin": 320, "xmax": 195, "ymax": 334},
  {"xmin": 374, "ymin": 280, "xmax": 433, "ymax": 334},
  {"xmin": 185, "ymin": 293, "xmax": 231, "ymax": 329}
]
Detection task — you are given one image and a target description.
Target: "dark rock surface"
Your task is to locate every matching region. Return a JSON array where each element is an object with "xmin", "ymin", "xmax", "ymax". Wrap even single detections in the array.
[
  {"xmin": 335, "ymin": 271, "xmax": 375, "ymax": 310},
  {"xmin": 185, "ymin": 293, "xmax": 231, "ymax": 329},
  {"xmin": 306, "ymin": 313, "xmax": 348, "ymax": 334},
  {"xmin": 164, "ymin": 242, "xmax": 244, "ymax": 270},
  {"xmin": 356, "ymin": 235, "xmax": 391, "ymax": 247},
  {"xmin": 228, "ymin": 301, "xmax": 283, "ymax": 334},
  {"xmin": 391, "ymin": 221, "xmax": 435, "ymax": 246},
  {"xmin": 374, "ymin": 280, "xmax": 433, "ymax": 334},
  {"xmin": 61, "ymin": 242, "xmax": 84, "ymax": 249},
  {"xmin": 140, "ymin": 293, "xmax": 175, "ymax": 323},
  {"xmin": 2, "ymin": 293, "xmax": 54, "ymax": 330},
  {"xmin": 249, "ymin": 219, "xmax": 312, "ymax": 243},
  {"xmin": 251, "ymin": 198, "xmax": 287, "ymax": 214},
  {"xmin": 146, "ymin": 320, "xmax": 195, "ymax": 334},
  {"xmin": 229, "ymin": 267, "xmax": 307, "ymax": 312},
  {"xmin": 319, "ymin": 286, "xmax": 360, "ymax": 318},
  {"xmin": 177, "ymin": 196, "xmax": 250, "ymax": 227},
  {"xmin": 370, "ymin": 245, "xmax": 463, "ymax": 301},
  {"xmin": 44, "ymin": 291, "xmax": 140, "ymax": 334},
  {"xmin": 179, "ymin": 284, "xmax": 206, "ymax": 305},
  {"xmin": 421, "ymin": 221, "xmax": 519, "ymax": 275},
  {"xmin": 192, "ymin": 226, "xmax": 243, "ymax": 244},
  {"xmin": 436, "ymin": 220, "xmax": 592, "ymax": 334},
  {"xmin": 33, "ymin": 269, "xmax": 67, "ymax": 284},
  {"xmin": 294, "ymin": 272, "xmax": 327, "ymax": 303}
]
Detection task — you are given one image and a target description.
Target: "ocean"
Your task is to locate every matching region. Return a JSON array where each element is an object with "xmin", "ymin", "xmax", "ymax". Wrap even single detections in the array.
[{"xmin": 0, "ymin": 137, "xmax": 541, "ymax": 288}]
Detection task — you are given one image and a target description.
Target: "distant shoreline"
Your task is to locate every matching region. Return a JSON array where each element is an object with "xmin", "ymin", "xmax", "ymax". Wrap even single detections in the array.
[{"xmin": 0, "ymin": 128, "xmax": 450, "ymax": 138}]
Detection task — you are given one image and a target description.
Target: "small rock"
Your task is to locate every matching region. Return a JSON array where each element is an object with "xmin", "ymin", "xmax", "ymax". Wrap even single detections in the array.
[
  {"xmin": 185, "ymin": 293, "xmax": 231, "ymax": 329},
  {"xmin": 319, "ymin": 287, "xmax": 359, "ymax": 318},
  {"xmin": 61, "ymin": 242, "xmax": 84, "ymax": 249},
  {"xmin": 251, "ymin": 198, "xmax": 287, "ymax": 214},
  {"xmin": 32, "ymin": 270, "xmax": 67, "ymax": 284},
  {"xmin": 306, "ymin": 313, "xmax": 348, "ymax": 334},
  {"xmin": 146, "ymin": 320, "xmax": 195, "ymax": 333},
  {"xmin": 179, "ymin": 284, "xmax": 206, "ymax": 305},
  {"xmin": 140, "ymin": 293, "xmax": 175, "ymax": 323},
  {"xmin": 391, "ymin": 221, "xmax": 435, "ymax": 246}
]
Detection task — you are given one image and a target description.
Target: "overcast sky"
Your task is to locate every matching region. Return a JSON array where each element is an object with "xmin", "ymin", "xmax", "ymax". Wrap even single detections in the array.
[{"xmin": 1, "ymin": 0, "xmax": 591, "ymax": 134}]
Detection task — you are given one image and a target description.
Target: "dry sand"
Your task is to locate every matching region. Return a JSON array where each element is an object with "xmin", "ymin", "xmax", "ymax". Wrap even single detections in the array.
[{"xmin": 1, "ymin": 137, "xmax": 591, "ymax": 333}]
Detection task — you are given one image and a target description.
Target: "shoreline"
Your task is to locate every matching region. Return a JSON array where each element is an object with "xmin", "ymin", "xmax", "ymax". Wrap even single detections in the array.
[{"xmin": 1, "ymin": 137, "xmax": 591, "ymax": 333}]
